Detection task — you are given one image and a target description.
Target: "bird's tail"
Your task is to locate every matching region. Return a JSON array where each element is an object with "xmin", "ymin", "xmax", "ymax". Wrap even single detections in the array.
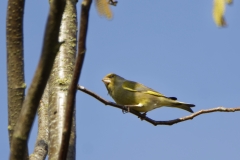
[{"xmin": 167, "ymin": 99, "xmax": 195, "ymax": 113}]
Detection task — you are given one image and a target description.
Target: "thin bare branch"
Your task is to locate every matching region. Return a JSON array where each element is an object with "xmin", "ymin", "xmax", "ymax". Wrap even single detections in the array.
[
  {"xmin": 10, "ymin": 0, "xmax": 66, "ymax": 159},
  {"xmin": 58, "ymin": 0, "xmax": 92, "ymax": 159},
  {"xmin": 77, "ymin": 85, "xmax": 240, "ymax": 126}
]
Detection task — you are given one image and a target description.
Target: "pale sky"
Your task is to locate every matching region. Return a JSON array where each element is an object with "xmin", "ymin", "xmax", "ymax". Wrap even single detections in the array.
[{"xmin": 1, "ymin": 1, "xmax": 240, "ymax": 159}]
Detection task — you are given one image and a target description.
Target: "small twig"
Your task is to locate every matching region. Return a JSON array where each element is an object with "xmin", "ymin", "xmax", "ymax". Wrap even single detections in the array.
[{"xmin": 77, "ymin": 85, "xmax": 240, "ymax": 126}]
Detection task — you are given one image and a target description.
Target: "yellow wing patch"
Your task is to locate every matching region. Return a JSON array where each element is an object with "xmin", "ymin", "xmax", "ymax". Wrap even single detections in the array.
[
  {"xmin": 142, "ymin": 90, "xmax": 165, "ymax": 97},
  {"xmin": 122, "ymin": 81, "xmax": 138, "ymax": 92},
  {"xmin": 122, "ymin": 81, "xmax": 165, "ymax": 97}
]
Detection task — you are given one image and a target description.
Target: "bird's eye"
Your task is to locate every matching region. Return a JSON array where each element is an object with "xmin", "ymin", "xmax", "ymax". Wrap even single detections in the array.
[{"xmin": 109, "ymin": 74, "xmax": 114, "ymax": 78}]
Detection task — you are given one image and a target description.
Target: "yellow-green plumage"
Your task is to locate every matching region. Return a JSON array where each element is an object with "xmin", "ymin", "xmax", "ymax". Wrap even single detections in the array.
[{"xmin": 102, "ymin": 73, "xmax": 195, "ymax": 113}]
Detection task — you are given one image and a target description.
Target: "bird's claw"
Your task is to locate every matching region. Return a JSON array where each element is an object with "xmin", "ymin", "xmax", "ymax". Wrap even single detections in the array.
[{"xmin": 122, "ymin": 106, "xmax": 129, "ymax": 114}]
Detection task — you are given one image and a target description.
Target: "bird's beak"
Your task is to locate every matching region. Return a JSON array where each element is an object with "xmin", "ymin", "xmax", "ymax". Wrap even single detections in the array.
[{"xmin": 102, "ymin": 78, "xmax": 111, "ymax": 85}]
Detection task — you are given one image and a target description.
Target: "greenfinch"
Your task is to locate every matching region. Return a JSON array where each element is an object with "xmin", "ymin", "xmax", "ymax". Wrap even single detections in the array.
[{"xmin": 102, "ymin": 73, "xmax": 195, "ymax": 113}]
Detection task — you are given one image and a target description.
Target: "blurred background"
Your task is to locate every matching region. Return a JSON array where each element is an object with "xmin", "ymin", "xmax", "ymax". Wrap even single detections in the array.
[{"xmin": 1, "ymin": 0, "xmax": 240, "ymax": 159}]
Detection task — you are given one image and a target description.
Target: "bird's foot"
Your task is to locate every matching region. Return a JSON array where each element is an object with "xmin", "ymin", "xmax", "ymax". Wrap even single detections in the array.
[{"xmin": 122, "ymin": 106, "xmax": 129, "ymax": 114}]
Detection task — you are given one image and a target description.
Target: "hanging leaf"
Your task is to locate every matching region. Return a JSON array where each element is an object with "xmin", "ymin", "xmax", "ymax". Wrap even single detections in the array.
[
  {"xmin": 213, "ymin": 0, "xmax": 233, "ymax": 27},
  {"xmin": 95, "ymin": 0, "xmax": 113, "ymax": 19}
]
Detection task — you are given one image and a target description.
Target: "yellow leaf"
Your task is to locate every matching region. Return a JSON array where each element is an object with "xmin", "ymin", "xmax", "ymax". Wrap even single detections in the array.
[
  {"xmin": 213, "ymin": 0, "xmax": 226, "ymax": 27},
  {"xmin": 95, "ymin": 0, "xmax": 113, "ymax": 19}
]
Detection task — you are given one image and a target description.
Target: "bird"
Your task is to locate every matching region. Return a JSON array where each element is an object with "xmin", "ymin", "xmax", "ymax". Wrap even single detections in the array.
[{"xmin": 102, "ymin": 73, "xmax": 195, "ymax": 114}]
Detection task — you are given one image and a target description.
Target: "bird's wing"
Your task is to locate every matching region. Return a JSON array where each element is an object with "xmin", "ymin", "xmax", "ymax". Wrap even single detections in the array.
[{"xmin": 122, "ymin": 80, "xmax": 166, "ymax": 97}]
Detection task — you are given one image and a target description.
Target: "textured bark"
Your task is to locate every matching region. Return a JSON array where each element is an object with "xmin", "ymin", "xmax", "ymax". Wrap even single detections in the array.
[
  {"xmin": 6, "ymin": 0, "xmax": 26, "ymax": 145},
  {"xmin": 59, "ymin": 0, "xmax": 92, "ymax": 159},
  {"xmin": 29, "ymin": 84, "xmax": 49, "ymax": 160},
  {"xmin": 6, "ymin": 0, "xmax": 28, "ymax": 158},
  {"xmin": 10, "ymin": 0, "xmax": 66, "ymax": 159},
  {"xmin": 48, "ymin": 0, "xmax": 77, "ymax": 159}
]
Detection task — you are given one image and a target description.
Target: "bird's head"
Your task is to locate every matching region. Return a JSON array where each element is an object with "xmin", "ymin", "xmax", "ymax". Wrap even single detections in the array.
[{"xmin": 102, "ymin": 73, "xmax": 125, "ymax": 91}]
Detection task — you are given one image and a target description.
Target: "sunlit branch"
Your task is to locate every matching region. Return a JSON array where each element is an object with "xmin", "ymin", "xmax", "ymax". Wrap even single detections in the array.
[
  {"xmin": 59, "ymin": 0, "xmax": 92, "ymax": 159},
  {"xmin": 77, "ymin": 85, "xmax": 240, "ymax": 126}
]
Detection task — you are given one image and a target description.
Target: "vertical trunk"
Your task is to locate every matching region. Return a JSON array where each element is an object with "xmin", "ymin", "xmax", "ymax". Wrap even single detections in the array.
[{"xmin": 48, "ymin": 0, "xmax": 77, "ymax": 159}]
